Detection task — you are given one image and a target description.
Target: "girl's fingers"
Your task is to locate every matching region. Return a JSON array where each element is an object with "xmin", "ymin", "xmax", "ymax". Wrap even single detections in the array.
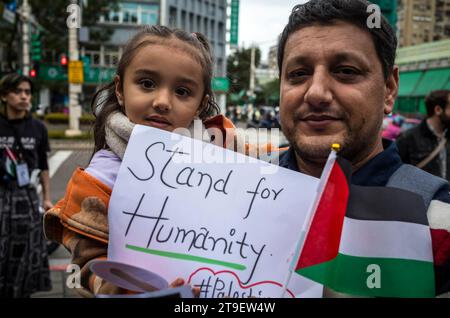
[
  {"xmin": 192, "ymin": 286, "xmax": 201, "ymax": 298},
  {"xmin": 169, "ymin": 278, "xmax": 185, "ymax": 288},
  {"xmin": 169, "ymin": 278, "xmax": 200, "ymax": 297}
]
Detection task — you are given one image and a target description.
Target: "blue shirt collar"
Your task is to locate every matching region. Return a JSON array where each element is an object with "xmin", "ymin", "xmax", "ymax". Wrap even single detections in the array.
[{"xmin": 279, "ymin": 140, "xmax": 403, "ymax": 186}]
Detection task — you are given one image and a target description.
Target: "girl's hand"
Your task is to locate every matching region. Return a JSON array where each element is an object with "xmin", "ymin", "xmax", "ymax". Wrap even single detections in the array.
[
  {"xmin": 43, "ymin": 200, "xmax": 54, "ymax": 211},
  {"xmin": 170, "ymin": 278, "xmax": 200, "ymax": 297}
]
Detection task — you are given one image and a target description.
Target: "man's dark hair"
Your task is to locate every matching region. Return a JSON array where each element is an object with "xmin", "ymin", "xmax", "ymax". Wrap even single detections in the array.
[
  {"xmin": 277, "ymin": 0, "xmax": 397, "ymax": 80},
  {"xmin": 0, "ymin": 73, "xmax": 34, "ymax": 98},
  {"xmin": 425, "ymin": 90, "xmax": 450, "ymax": 117}
]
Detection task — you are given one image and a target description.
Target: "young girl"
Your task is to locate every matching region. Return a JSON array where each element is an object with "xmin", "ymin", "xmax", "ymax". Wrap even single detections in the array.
[{"xmin": 43, "ymin": 26, "xmax": 238, "ymax": 297}]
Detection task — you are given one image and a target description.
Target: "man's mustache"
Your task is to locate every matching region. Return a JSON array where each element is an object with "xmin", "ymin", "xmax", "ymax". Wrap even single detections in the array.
[{"xmin": 294, "ymin": 111, "xmax": 346, "ymax": 122}]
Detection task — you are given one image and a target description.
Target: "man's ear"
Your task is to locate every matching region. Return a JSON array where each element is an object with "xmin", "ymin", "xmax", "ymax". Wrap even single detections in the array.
[
  {"xmin": 434, "ymin": 105, "xmax": 443, "ymax": 116},
  {"xmin": 384, "ymin": 66, "xmax": 399, "ymax": 115},
  {"xmin": 197, "ymin": 94, "xmax": 210, "ymax": 117},
  {"xmin": 114, "ymin": 75, "xmax": 124, "ymax": 107}
]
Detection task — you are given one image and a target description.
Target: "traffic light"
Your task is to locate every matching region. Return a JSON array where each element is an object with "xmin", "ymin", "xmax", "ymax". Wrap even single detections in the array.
[
  {"xmin": 31, "ymin": 32, "xmax": 42, "ymax": 62},
  {"xmin": 60, "ymin": 54, "xmax": 68, "ymax": 66},
  {"xmin": 29, "ymin": 62, "xmax": 39, "ymax": 78}
]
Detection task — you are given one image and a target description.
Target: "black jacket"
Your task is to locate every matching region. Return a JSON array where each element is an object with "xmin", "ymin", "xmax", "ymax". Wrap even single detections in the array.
[{"xmin": 396, "ymin": 120, "xmax": 450, "ymax": 181}]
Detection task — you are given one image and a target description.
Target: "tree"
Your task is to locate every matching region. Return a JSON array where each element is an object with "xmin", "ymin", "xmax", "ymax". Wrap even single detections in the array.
[
  {"xmin": 261, "ymin": 78, "xmax": 280, "ymax": 106},
  {"xmin": 226, "ymin": 47, "xmax": 261, "ymax": 95},
  {"xmin": 0, "ymin": 0, "xmax": 119, "ymax": 71}
]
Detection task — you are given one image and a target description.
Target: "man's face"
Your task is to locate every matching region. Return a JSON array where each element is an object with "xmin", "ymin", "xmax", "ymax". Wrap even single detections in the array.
[
  {"xmin": 279, "ymin": 21, "xmax": 398, "ymax": 164},
  {"xmin": 3, "ymin": 81, "xmax": 32, "ymax": 114}
]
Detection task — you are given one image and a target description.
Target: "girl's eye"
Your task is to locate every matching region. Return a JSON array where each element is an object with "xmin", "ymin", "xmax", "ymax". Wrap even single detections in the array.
[
  {"xmin": 139, "ymin": 79, "xmax": 155, "ymax": 89},
  {"xmin": 176, "ymin": 87, "xmax": 191, "ymax": 97}
]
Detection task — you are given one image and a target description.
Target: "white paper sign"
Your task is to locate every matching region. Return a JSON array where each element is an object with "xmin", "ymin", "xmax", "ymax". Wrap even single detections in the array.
[{"xmin": 108, "ymin": 125, "xmax": 321, "ymax": 298}]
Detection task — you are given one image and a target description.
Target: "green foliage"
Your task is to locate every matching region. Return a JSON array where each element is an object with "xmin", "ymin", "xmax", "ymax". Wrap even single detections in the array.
[
  {"xmin": 0, "ymin": 1, "xmax": 119, "ymax": 70},
  {"xmin": 44, "ymin": 112, "xmax": 95, "ymax": 125},
  {"xmin": 48, "ymin": 129, "xmax": 92, "ymax": 140},
  {"xmin": 44, "ymin": 113, "xmax": 69, "ymax": 124},
  {"xmin": 226, "ymin": 47, "xmax": 261, "ymax": 94}
]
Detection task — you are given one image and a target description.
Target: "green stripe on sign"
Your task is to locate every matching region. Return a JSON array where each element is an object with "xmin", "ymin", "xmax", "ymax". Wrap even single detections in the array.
[
  {"xmin": 125, "ymin": 244, "xmax": 246, "ymax": 271},
  {"xmin": 296, "ymin": 253, "xmax": 435, "ymax": 298}
]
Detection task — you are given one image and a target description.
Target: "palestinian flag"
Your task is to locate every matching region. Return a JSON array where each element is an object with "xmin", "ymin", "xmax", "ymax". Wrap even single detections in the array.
[
  {"xmin": 295, "ymin": 152, "xmax": 435, "ymax": 298},
  {"xmin": 4, "ymin": 146, "xmax": 17, "ymax": 177}
]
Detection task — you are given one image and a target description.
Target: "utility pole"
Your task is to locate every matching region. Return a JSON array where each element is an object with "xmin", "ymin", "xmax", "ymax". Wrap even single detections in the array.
[
  {"xmin": 248, "ymin": 46, "xmax": 256, "ymax": 108},
  {"xmin": 160, "ymin": 0, "xmax": 167, "ymax": 25},
  {"xmin": 20, "ymin": 0, "xmax": 31, "ymax": 76},
  {"xmin": 249, "ymin": 46, "xmax": 256, "ymax": 97},
  {"xmin": 65, "ymin": 0, "xmax": 82, "ymax": 137}
]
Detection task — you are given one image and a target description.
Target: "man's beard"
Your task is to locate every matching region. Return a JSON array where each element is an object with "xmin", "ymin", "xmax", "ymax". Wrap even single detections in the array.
[{"xmin": 439, "ymin": 113, "xmax": 450, "ymax": 129}]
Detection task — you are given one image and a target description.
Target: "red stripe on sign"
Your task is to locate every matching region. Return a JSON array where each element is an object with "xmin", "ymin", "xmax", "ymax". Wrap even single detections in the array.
[
  {"xmin": 296, "ymin": 160, "xmax": 350, "ymax": 270},
  {"xmin": 431, "ymin": 228, "xmax": 450, "ymax": 266}
]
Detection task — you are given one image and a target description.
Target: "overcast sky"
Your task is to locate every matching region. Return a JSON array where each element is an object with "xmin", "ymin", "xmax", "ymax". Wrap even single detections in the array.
[{"xmin": 237, "ymin": 0, "xmax": 309, "ymax": 62}]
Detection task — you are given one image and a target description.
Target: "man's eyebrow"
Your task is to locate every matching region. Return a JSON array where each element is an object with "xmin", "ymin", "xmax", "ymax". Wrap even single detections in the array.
[
  {"xmin": 286, "ymin": 55, "xmax": 313, "ymax": 67},
  {"xmin": 331, "ymin": 52, "xmax": 370, "ymax": 66}
]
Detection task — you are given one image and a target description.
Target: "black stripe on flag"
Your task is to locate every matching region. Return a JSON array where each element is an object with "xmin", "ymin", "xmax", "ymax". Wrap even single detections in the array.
[{"xmin": 346, "ymin": 185, "xmax": 428, "ymax": 225}]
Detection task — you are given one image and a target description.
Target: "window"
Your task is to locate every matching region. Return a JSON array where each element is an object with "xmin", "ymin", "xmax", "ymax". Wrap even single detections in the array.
[
  {"xmin": 122, "ymin": 3, "xmax": 138, "ymax": 24},
  {"xmin": 100, "ymin": 2, "xmax": 159, "ymax": 25},
  {"xmin": 169, "ymin": 7, "xmax": 177, "ymax": 27},
  {"xmin": 181, "ymin": 10, "xmax": 187, "ymax": 30}
]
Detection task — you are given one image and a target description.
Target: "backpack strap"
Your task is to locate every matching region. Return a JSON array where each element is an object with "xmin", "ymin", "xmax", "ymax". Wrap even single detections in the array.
[{"xmin": 386, "ymin": 164, "xmax": 449, "ymax": 208}]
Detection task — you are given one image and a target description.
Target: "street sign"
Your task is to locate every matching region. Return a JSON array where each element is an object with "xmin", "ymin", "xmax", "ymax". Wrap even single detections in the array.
[
  {"xmin": 230, "ymin": 0, "xmax": 239, "ymax": 46},
  {"xmin": 1, "ymin": 3, "xmax": 16, "ymax": 24},
  {"xmin": 68, "ymin": 60, "xmax": 84, "ymax": 84},
  {"xmin": 212, "ymin": 77, "xmax": 230, "ymax": 93}
]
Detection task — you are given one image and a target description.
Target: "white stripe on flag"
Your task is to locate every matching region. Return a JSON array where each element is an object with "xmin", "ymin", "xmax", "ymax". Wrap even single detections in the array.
[
  {"xmin": 427, "ymin": 200, "xmax": 450, "ymax": 232},
  {"xmin": 339, "ymin": 217, "xmax": 433, "ymax": 262}
]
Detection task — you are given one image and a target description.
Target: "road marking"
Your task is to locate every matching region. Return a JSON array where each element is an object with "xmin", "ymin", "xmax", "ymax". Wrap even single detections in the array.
[{"xmin": 49, "ymin": 150, "xmax": 73, "ymax": 178}]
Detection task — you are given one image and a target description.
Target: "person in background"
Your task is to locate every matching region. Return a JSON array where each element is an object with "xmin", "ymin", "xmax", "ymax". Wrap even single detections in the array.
[
  {"xmin": 397, "ymin": 90, "xmax": 450, "ymax": 181},
  {"xmin": 0, "ymin": 73, "xmax": 52, "ymax": 297}
]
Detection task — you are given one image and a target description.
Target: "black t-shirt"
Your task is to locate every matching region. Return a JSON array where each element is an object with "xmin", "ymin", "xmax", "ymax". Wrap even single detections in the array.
[{"xmin": 0, "ymin": 113, "xmax": 50, "ymax": 171}]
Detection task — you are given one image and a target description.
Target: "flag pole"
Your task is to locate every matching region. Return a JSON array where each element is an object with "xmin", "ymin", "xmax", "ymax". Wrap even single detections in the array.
[{"xmin": 280, "ymin": 144, "xmax": 341, "ymax": 298}]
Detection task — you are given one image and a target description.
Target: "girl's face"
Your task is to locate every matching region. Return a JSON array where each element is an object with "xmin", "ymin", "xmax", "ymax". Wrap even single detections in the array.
[{"xmin": 115, "ymin": 38, "xmax": 208, "ymax": 131}]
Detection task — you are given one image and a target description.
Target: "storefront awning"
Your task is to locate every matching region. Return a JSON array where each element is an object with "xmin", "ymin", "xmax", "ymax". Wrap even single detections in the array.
[
  {"xmin": 398, "ymin": 71, "xmax": 423, "ymax": 97},
  {"xmin": 412, "ymin": 68, "xmax": 450, "ymax": 97}
]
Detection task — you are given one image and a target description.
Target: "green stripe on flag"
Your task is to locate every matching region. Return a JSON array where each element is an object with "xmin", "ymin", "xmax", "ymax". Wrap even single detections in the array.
[{"xmin": 296, "ymin": 253, "xmax": 435, "ymax": 298}]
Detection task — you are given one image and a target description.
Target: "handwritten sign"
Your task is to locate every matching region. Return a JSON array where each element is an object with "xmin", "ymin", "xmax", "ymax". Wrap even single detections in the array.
[{"xmin": 108, "ymin": 125, "xmax": 322, "ymax": 297}]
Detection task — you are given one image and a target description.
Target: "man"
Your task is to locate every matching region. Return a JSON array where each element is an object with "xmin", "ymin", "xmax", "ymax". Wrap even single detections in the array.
[
  {"xmin": 0, "ymin": 73, "xmax": 52, "ymax": 297},
  {"xmin": 397, "ymin": 90, "xmax": 450, "ymax": 180},
  {"xmin": 276, "ymin": 0, "xmax": 450, "ymax": 296}
]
